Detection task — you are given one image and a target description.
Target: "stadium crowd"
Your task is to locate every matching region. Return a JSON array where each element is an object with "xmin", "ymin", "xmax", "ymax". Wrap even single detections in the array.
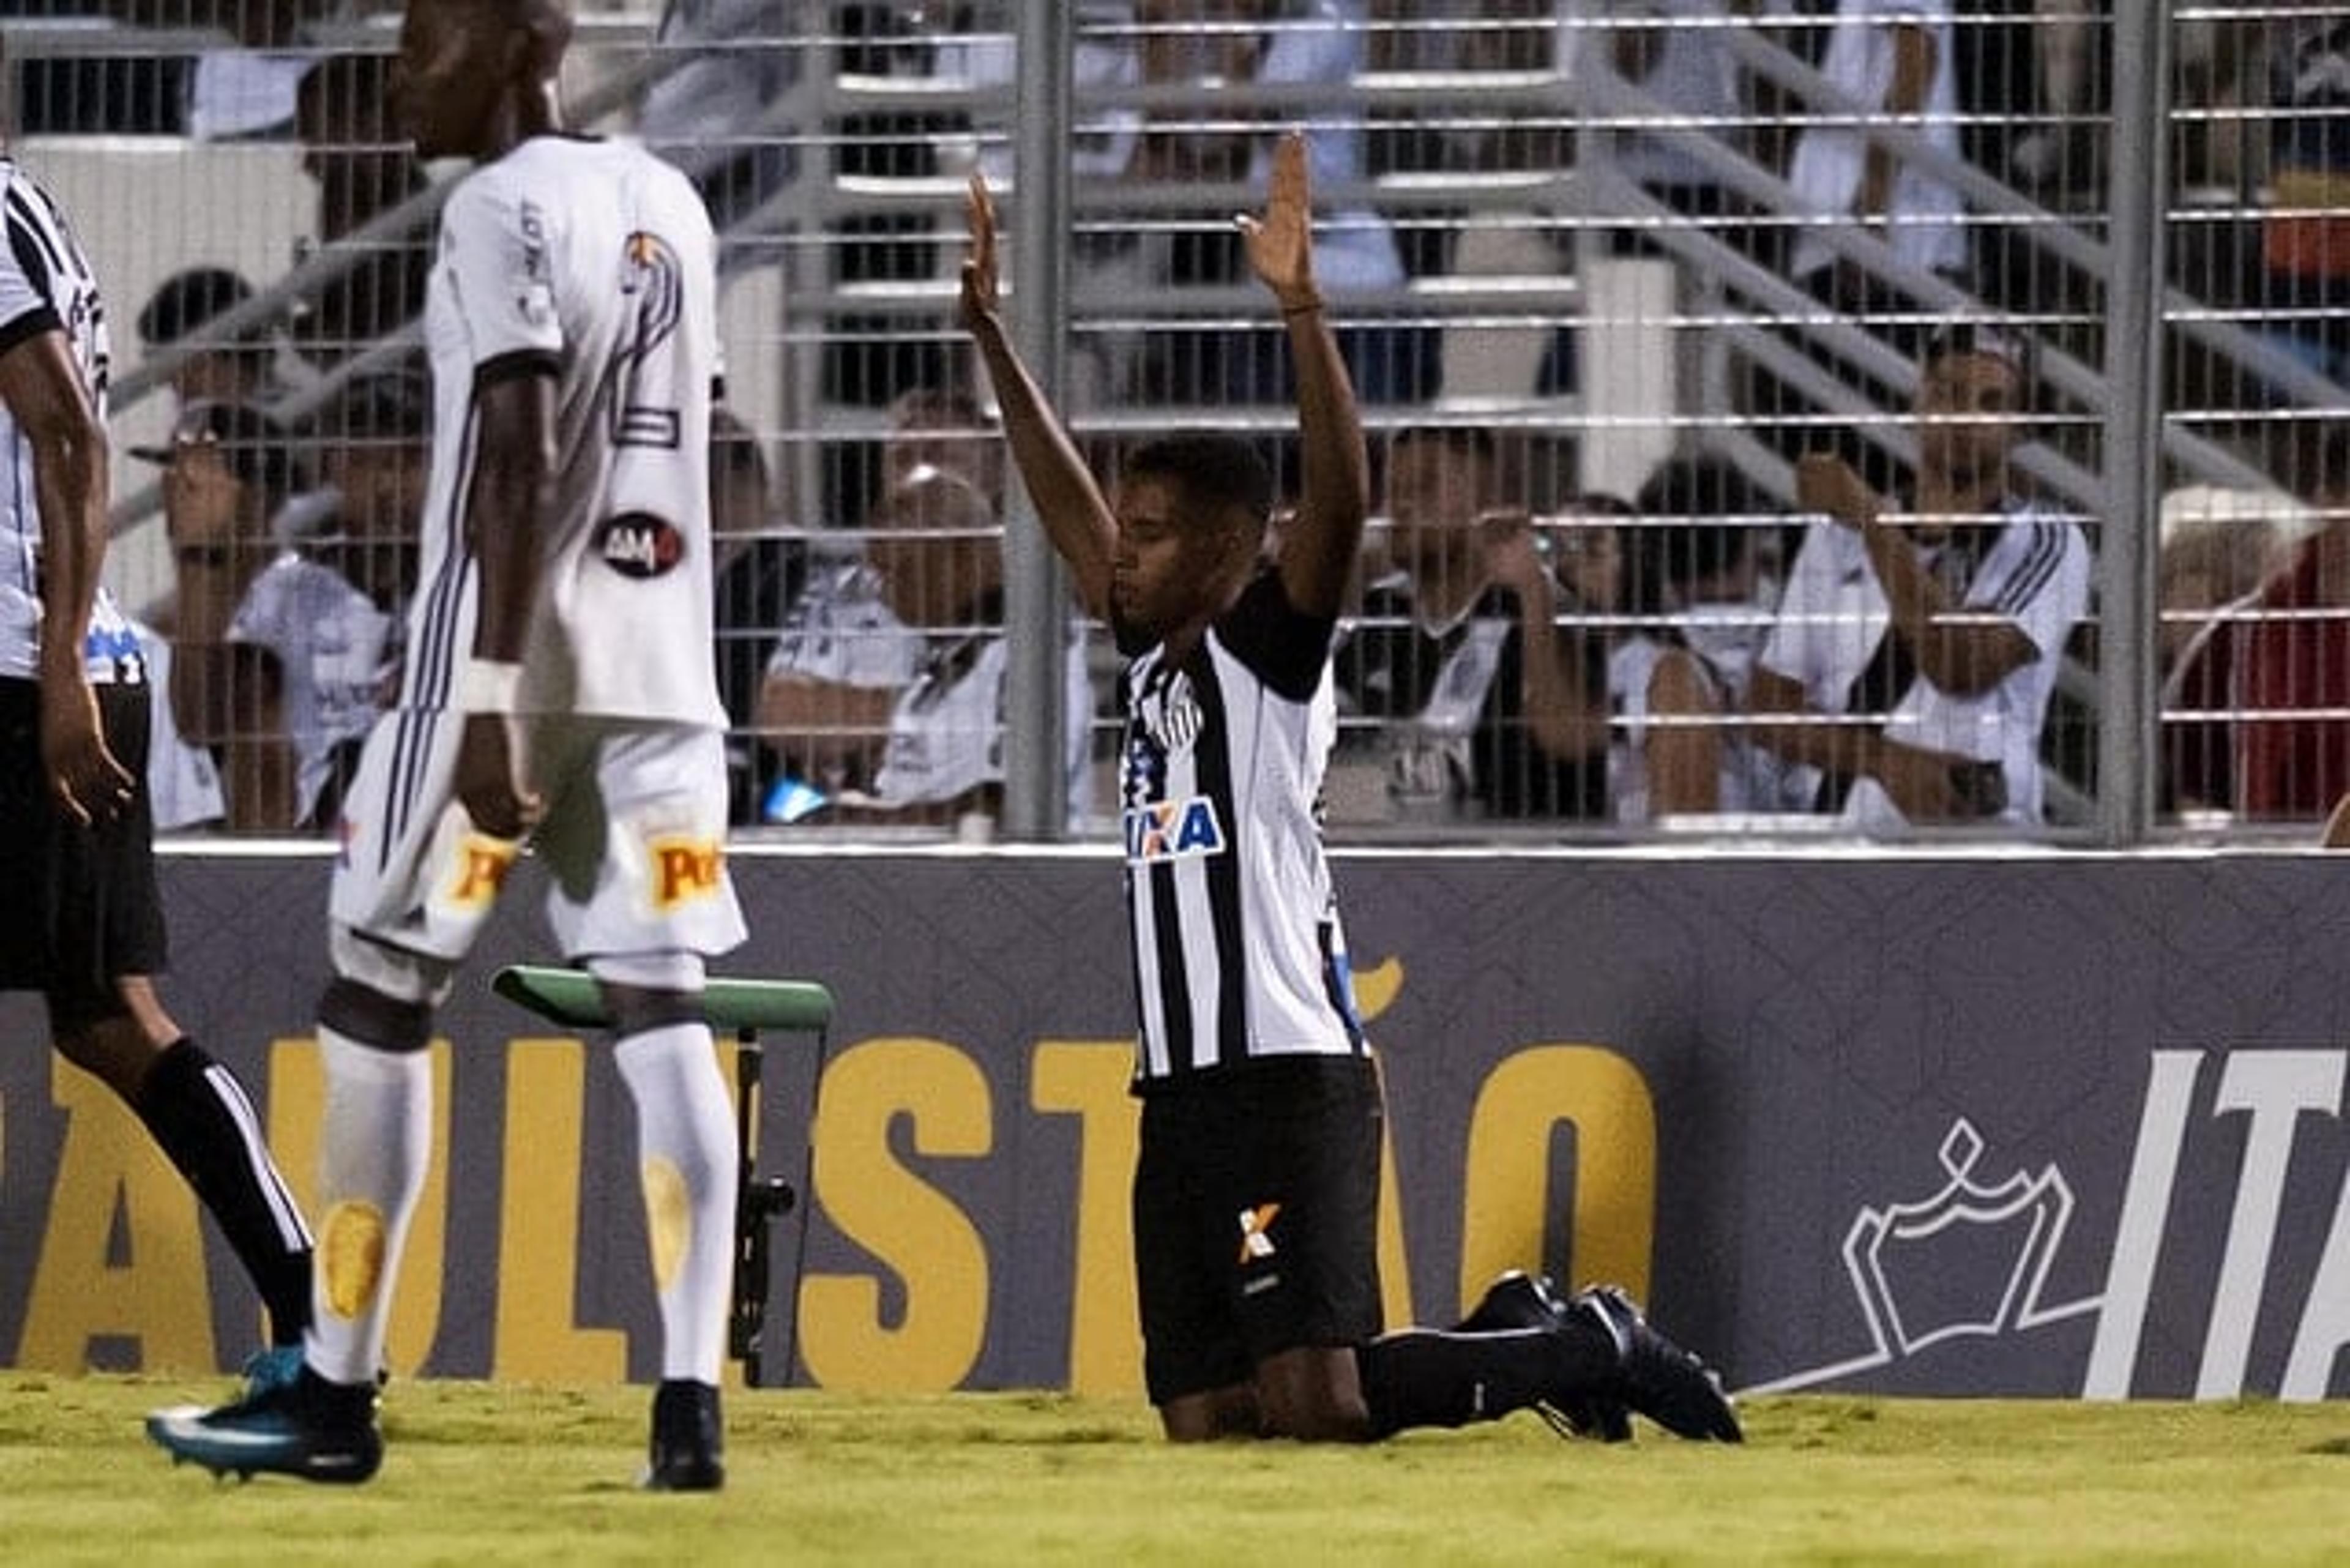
[{"xmin": 1, "ymin": 2, "xmax": 2341, "ymax": 839}]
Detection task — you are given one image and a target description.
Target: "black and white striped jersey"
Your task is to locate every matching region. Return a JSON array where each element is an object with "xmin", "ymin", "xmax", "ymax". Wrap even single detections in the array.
[
  {"xmin": 1119, "ymin": 569, "xmax": 1368, "ymax": 1088},
  {"xmin": 0, "ymin": 156, "xmax": 137, "ymax": 684}
]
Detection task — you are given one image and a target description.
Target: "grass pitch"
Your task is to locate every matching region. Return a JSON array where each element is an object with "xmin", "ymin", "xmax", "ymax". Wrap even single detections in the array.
[{"xmin": 2, "ymin": 1375, "xmax": 2345, "ymax": 1564}]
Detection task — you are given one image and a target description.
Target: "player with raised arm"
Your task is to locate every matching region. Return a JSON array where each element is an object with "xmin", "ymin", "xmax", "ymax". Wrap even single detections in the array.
[
  {"xmin": 960, "ymin": 134, "xmax": 1740, "ymax": 1445},
  {"xmin": 149, "ymin": 0, "xmax": 745, "ymax": 1489}
]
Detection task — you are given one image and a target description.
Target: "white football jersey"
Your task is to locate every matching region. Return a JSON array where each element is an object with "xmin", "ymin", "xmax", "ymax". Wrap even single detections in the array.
[
  {"xmin": 0, "ymin": 157, "xmax": 139, "ymax": 684},
  {"xmin": 229, "ymin": 551, "xmax": 393, "ymax": 826},
  {"xmin": 403, "ymin": 135, "xmax": 726, "ymax": 725}
]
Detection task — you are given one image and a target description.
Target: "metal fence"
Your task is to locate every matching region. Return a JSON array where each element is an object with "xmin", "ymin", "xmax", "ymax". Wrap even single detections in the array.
[{"xmin": 2, "ymin": 2, "xmax": 2343, "ymax": 844}]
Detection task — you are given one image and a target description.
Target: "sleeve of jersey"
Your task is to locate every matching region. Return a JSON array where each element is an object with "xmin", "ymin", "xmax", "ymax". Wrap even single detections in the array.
[
  {"xmin": 1756, "ymin": 521, "xmax": 1837, "ymax": 685},
  {"xmin": 1980, "ymin": 519, "xmax": 2093, "ymax": 660},
  {"xmin": 444, "ymin": 173, "xmax": 564, "ymax": 384},
  {"xmin": 1214, "ymin": 571, "xmax": 1338, "ymax": 703},
  {"xmin": 225, "ymin": 570, "xmax": 291, "ymax": 651},
  {"xmin": 0, "ymin": 196, "xmax": 62, "ymax": 358}
]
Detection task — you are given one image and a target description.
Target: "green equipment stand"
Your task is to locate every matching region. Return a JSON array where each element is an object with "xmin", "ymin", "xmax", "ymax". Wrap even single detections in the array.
[{"xmin": 491, "ymin": 964, "xmax": 835, "ymax": 1387}]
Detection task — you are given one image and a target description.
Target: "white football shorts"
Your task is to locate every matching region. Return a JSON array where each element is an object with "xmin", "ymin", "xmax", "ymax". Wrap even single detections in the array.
[{"xmin": 330, "ymin": 705, "xmax": 747, "ymax": 964}]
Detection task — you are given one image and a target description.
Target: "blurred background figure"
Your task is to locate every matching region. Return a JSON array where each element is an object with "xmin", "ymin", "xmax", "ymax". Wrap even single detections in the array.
[
  {"xmin": 709, "ymin": 411, "xmax": 805, "ymax": 823},
  {"xmin": 1747, "ymin": 326, "xmax": 2092, "ymax": 832},
  {"xmin": 1610, "ymin": 456, "xmax": 1785, "ymax": 824},
  {"xmin": 149, "ymin": 399, "xmax": 387, "ymax": 831},
  {"xmin": 770, "ymin": 461, "xmax": 1091, "ymax": 830},
  {"xmin": 638, "ymin": 0, "xmax": 797, "ymax": 231},
  {"xmin": 2153, "ymin": 483, "xmax": 2304, "ymax": 816},
  {"xmin": 1127, "ymin": 0, "xmax": 1430, "ymax": 409},
  {"xmin": 2223, "ymin": 424, "xmax": 2350, "ymax": 824},
  {"xmin": 292, "ymin": 51, "xmax": 430, "ymax": 368},
  {"xmin": 1336, "ymin": 426, "xmax": 1613, "ymax": 823},
  {"xmin": 134, "ymin": 264, "xmax": 283, "ymax": 413},
  {"xmin": 179, "ymin": 0, "xmax": 319, "ymax": 142},
  {"xmin": 300, "ymin": 357, "xmax": 431, "ymax": 648}
]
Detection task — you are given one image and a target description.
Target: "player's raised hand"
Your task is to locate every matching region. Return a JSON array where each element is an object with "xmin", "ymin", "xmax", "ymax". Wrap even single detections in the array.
[
  {"xmin": 1477, "ymin": 507, "xmax": 1548, "ymax": 597},
  {"xmin": 1239, "ymin": 130, "xmax": 1319, "ymax": 311},
  {"xmin": 1796, "ymin": 452, "xmax": 1879, "ymax": 531},
  {"xmin": 959, "ymin": 172, "xmax": 1003, "ymax": 332}
]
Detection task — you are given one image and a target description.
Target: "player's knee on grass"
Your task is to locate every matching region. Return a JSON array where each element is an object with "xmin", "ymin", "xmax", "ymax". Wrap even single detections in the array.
[
  {"xmin": 1255, "ymin": 1346, "xmax": 1375, "ymax": 1443},
  {"xmin": 1160, "ymin": 1384, "xmax": 1263, "ymax": 1442}
]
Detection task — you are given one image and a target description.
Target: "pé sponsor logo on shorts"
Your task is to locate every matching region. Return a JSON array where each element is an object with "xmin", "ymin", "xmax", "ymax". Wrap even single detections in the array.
[
  {"xmin": 647, "ymin": 834, "xmax": 723, "ymax": 910},
  {"xmin": 444, "ymin": 834, "xmax": 520, "ymax": 908}
]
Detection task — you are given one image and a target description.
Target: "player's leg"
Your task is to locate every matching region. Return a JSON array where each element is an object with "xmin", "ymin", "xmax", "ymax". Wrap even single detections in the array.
[
  {"xmin": 592, "ymin": 951, "xmax": 737, "ymax": 1490},
  {"xmin": 149, "ymin": 706, "xmax": 488, "ymax": 1482},
  {"xmin": 299, "ymin": 706, "xmax": 512, "ymax": 1402},
  {"xmin": 1220, "ymin": 1057, "xmax": 1384, "ymax": 1441},
  {"xmin": 13, "ymin": 679, "xmax": 316, "ymax": 1354},
  {"xmin": 1134, "ymin": 1084, "xmax": 1264, "ymax": 1441},
  {"xmin": 143, "ymin": 923, "xmax": 449, "ymax": 1484},
  {"xmin": 1353, "ymin": 1265, "xmax": 1740, "ymax": 1443},
  {"xmin": 1453, "ymin": 1270, "xmax": 1630, "ymax": 1441},
  {"xmin": 304, "ymin": 930, "xmax": 450, "ymax": 1394},
  {"xmin": 59, "ymin": 979, "xmax": 315, "ymax": 1353},
  {"xmin": 1232, "ymin": 1055, "xmax": 1741, "ymax": 1443},
  {"xmin": 548, "ymin": 719, "xmax": 745, "ymax": 1489}
]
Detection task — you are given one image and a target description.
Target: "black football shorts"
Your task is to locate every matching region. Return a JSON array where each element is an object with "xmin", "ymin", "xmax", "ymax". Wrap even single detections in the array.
[
  {"xmin": 1132, "ymin": 1053, "xmax": 1384, "ymax": 1406},
  {"xmin": 0, "ymin": 677, "xmax": 169, "ymax": 1017}
]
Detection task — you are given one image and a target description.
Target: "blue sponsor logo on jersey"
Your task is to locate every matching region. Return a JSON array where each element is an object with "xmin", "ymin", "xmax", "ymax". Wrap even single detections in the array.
[
  {"xmin": 84, "ymin": 622, "xmax": 145, "ymax": 682},
  {"xmin": 1124, "ymin": 796, "xmax": 1226, "ymax": 864}
]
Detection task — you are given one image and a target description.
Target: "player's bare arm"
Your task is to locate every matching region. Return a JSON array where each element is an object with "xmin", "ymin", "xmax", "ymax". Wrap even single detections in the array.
[
  {"xmin": 1482, "ymin": 507, "xmax": 1608, "ymax": 759},
  {"xmin": 1798, "ymin": 452, "xmax": 2032, "ymax": 696},
  {"xmin": 0, "ymin": 327, "xmax": 132, "ymax": 824},
  {"xmin": 755, "ymin": 671, "xmax": 899, "ymax": 785},
  {"xmin": 453, "ymin": 368, "xmax": 555, "ymax": 838},
  {"xmin": 958, "ymin": 173, "xmax": 1116, "ymax": 621},
  {"xmin": 1745, "ymin": 663, "xmax": 1878, "ymax": 781},
  {"xmin": 1245, "ymin": 131, "xmax": 1367, "ymax": 619}
]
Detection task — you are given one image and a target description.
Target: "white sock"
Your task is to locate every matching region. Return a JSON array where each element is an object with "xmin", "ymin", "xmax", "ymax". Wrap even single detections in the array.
[
  {"xmin": 613, "ymin": 1021, "xmax": 737, "ymax": 1386},
  {"xmin": 307, "ymin": 1027, "xmax": 432, "ymax": 1388}
]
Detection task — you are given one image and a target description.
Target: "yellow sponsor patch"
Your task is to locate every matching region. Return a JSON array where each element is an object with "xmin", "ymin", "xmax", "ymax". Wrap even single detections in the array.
[
  {"xmin": 321, "ymin": 1201, "xmax": 387, "ymax": 1319},
  {"xmin": 645, "ymin": 834, "xmax": 723, "ymax": 913},
  {"xmin": 445, "ymin": 832, "xmax": 520, "ymax": 908},
  {"xmin": 642, "ymin": 1157, "xmax": 690, "ymax": 1292}
]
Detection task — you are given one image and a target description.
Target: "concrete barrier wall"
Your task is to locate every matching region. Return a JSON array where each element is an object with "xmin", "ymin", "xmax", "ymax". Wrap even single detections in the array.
[{"xmin": 3, "ymin": 846, "xmax": 2346, "ymax": 1401}]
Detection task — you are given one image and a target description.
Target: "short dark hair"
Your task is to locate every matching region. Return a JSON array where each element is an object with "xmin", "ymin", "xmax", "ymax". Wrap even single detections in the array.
[
  {"xmin": 319, "ymin": 362, "xmax": 430, "ymax": 444},
  {"xmin": 888, "ymin": 386, "xmax": 996, "ymax": 434},
  {"xmin": 1390, "ymin": 425, "xmax": 1499, "ymax": 464},
  {"xmin": 1923, "ymin": 320, "xmax": 2037, "ymax": 403},
  {"xmin": 136, "ymin": 267, "xmax": 263, "ymax": 349},
  {"xmin": 1631, "ymin": 456, "xmax": 1769, "ymax": 612},
  {"xmin": 1122, "ymin": 433, "xmax": 1274, "ymax": 531}
]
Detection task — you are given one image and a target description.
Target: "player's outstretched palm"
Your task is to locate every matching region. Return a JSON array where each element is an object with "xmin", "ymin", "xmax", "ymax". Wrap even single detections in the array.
[
  {"xmin": 1239, "ymin": 130, "xmax": 1318, "ymax": 308},
  {"xmin": 960, "ymin": 173, "xmax": 1003, "ymax": 331}
]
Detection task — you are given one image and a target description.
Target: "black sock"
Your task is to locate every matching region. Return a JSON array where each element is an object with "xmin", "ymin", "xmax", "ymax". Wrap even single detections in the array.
[
  {"xmin": 1357, "ymin": 1321, "xmax": 1619, "ymax": 1438},
  {"xmin": 133, "ymin": 1039, "xmax": 315, "ymax": 1346}
]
